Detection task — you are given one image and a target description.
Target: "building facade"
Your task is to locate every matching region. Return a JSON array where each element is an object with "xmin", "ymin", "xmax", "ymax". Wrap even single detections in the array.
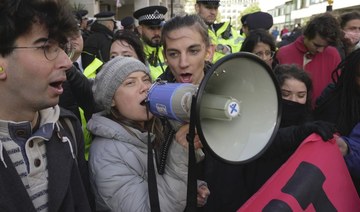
[
  {"xmin": 263, "ymin": 0, "xmax": 360, "ymax": 31},
  {"xmin": 70, "ymin": 0, "xmax": 359, "ymax": 30}
]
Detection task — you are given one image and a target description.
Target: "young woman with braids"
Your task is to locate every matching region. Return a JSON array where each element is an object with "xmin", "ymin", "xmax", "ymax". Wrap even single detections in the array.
[{"xmin": 314, "ymin": 48, "xmax": 360, "ymax": 192}]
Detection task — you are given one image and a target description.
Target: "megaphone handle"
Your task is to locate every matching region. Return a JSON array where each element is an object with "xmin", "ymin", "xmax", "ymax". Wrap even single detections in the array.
[{"xmin": 184, "ymin": 95, "xmax": 198, "ymax": 212}]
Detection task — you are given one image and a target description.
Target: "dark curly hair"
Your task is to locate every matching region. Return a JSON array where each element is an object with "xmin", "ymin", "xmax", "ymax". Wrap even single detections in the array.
[
  {"xmin": 303, "ymin": 12, "xmax": 341, "ymax": 46},
  {"xmin": 0, "ymin": 0, "xmax": 78, "ymax": 57}
]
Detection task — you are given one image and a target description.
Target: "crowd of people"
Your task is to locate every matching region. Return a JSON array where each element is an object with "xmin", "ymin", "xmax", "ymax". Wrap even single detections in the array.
[{"xmin": 1, "ymin": 0, "xmax": 360, "ymax": 211}]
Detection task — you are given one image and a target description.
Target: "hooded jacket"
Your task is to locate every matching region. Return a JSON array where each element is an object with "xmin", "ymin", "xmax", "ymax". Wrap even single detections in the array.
[
  {"xmin": 0, "ymin": 106, "xmax": 92, "ymax": 212},
  {"xmin": 87, "ymin": 112, "xmax": 189, "ymax": 212}
]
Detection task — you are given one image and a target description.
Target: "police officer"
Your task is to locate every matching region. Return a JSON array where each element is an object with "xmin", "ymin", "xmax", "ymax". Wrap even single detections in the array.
[
  {"xmin": 74, "ymin": 10, "xmax": 89, "ymax": 31},
  {"xmin": 121, "ymin": 16, "xmax": 136, "ymax": 32},
  {"xmin": 82, "ymin": 11, "xmax": 117, "ymax": 75},
  {"xmin": 75, "ymin": 9, "xmax": 92, "ymax": 42},
  {"xmin": 195, "ymin": 0, "xmax": 243, "ymax": 62},
  {"xmin": 133, "ymin": 6, "xmax": 167, "ymax": 80}
]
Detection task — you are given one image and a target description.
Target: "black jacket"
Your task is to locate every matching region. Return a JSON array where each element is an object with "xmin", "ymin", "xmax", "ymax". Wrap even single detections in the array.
[
  {"xmin": 158, "ymin": 63, "xmax": 302, "ymax": 211},
  {"xmin": 59, "ymin": 70, "xmax": 81, "ymax": 121},
  {"xmin": 314, "ymin": 83, "xmax": 360, "ymax": 194},
  {"xmin": 314, "ymin": 83, "xmax": 339, "ymax": 127},
  {"xmin": 82, "ymin": 22, "xmax": 113, "ymax": 69},
  {"xmin": 64, "ymin": 66, "xmax": 101, "ymax": 121},
  {"xmin": 202, "ymin": 125, "xmax": 313, "ymax": 212}
]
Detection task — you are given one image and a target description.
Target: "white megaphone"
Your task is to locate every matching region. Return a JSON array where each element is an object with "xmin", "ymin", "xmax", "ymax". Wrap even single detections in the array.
[{"xmin": 146, "ymin": 52, "xmax": 281, "ymax": 164}]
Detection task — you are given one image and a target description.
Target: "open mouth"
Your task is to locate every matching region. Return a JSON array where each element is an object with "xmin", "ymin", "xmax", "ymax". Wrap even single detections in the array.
[
  {"xmin": 49, "ymin": 80, "xmax": 65, "ymax": 95},
  {"xmin": 180, "ymin": 73, "xmax": 192, "ymax": 83},
  {"xmin": 50, "ymin": 81, "xmax": 63, "ymax": 89},
  {"xmin": 140, "ymin": 98, "xmax": 148, "ymax": 106}
]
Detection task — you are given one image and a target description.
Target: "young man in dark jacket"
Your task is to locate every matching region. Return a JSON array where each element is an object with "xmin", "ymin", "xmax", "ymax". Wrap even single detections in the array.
[{"xmin": 0, "ymin": 0, "xmax": 93, "ymax": 211}]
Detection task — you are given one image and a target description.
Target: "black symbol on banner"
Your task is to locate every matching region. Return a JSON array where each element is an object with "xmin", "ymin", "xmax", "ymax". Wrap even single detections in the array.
[{"xmin": 263, "ymin": 161, "xmax": 337, "ymax": 212}]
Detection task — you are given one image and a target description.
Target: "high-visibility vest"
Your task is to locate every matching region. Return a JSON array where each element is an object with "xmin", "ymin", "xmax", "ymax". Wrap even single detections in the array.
[
  {"xmin": 83, "ymin": 57, "xmax": 103, "ymax": 79},
  {"xmin": 81, "ymin": 57, "xmax": 103, "ymax": 160},
  {"xmin": 208, "ymin": 21, "xmax": 245, "ymax": 63},
  {"xmin": 143, "ymin": 43, "xmax": 167, "ymax": 80}
]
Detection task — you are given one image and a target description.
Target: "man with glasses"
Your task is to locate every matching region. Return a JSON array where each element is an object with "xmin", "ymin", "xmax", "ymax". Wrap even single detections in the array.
[
  {"xmin": 195, "ymin": 0, "xmax": 243, "ymax": 62},
  {"xmin": 276, "ymin": 12, "xmax": 342, "ymax": 106},
  {"xmin": 133, "ymin": 5, "xmax": 168, "ymax": 80},
  {"xmin": 0, "ymin": 0, "xmax": 92, "ymax": 211}
]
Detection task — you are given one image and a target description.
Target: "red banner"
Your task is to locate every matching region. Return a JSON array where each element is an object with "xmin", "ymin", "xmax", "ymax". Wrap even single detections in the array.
[{"xmin": 238, "ymin": 134, "xmax": 360, "ymax": 211}]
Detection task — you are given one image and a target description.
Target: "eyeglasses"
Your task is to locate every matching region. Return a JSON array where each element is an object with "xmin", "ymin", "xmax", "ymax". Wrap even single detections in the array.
[
  {"xmin": 10, "ymin": 39, "xmax": 74, "ymax": 61},
  {"xmin": 254, "ymin": 50, "xmax": 275, "ymax": 59}
]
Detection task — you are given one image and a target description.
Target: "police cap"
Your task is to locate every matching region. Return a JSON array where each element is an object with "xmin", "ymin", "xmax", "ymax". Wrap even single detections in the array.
[
  {"xmin": 95, "ymin": 11, "xmax": 116, "ymax": 21},
  {"xmin": 133, "ymin": 6, "xmax": 167, "ymax": 26},
  {"xmin": 242, "ymin": 11, "xmax": 273, "ymax": 30},
  {"xmin": 241, "ymin": 13, "xmax": 249, "ymax": 25},
  {"xmin": 74, "ymin": 9, "xmax": 88, "ymax": 22},
  {"xmin": 78, "ymin": 10, "xmax": 88, "ymax": 18},
  {"xmin": 196, "ymin": 0, "xmax": 220, "ymax": 6},
  {"xmin": 121, "ymin": 16, "xmax": 135, "ymax": 28}
]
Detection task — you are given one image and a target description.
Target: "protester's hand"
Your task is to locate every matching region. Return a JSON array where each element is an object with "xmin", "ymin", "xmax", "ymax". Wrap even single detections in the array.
[
  {"xmin": 197, "ymin": 184, "xmax": 210, "ymax": 207},
  {"xmin": 334, "ymin": 134, "xmax": 349, "ymax": 156},
  {"xmin": 175, "ymin": 124, "xmax": 203, "ymax": 150},
  {"xmin": 298, "ymin": 121, "xmax": 337, "ymax": 141}
]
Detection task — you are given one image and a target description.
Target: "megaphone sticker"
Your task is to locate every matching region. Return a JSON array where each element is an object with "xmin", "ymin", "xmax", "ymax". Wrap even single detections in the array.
[
  {"xmin": 180, "ymin": 91, "xmax": 193, "ymax": 117},
  {"xmin": 154, "ymin": 103, "xmax": 168, "ymax": 116},
  {"xmin": 228, "ymin": 101, "xmax": 240, "ymax": 118}
]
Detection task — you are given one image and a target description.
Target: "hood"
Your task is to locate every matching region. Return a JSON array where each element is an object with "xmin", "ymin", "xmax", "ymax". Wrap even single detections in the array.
[
  {"xmin": 0, "ymin": 105, "xmax": 61, "ymax": 168},
  {"xmin": 39, "ymin": 105, "xmax": 61, "ymax": 126},
  {"xmin": 87, "ymin": 112, "xmax": 154, "ymax": 149}
]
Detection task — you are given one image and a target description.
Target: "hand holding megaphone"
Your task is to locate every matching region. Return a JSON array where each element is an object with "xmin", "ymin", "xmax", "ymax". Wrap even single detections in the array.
[{"xmin": 176, "ymin": 124, "xmax": 203, "ymax": 150}]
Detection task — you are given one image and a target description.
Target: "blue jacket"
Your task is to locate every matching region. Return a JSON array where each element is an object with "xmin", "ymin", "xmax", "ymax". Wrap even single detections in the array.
[{"xmin": 342, "ymin": 122, "xmax": 360, "ymax": 178}]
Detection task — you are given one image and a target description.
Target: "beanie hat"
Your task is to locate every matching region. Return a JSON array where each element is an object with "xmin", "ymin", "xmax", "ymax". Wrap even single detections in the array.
[{"xmin": 93, "ymin": 56, "xmax": 149, "ymax": 112}]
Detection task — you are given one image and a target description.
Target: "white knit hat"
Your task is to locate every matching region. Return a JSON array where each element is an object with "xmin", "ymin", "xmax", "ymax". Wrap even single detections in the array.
[{"xmin": 93, "ymin": 56, "xmax": 149, "ymax": 112}]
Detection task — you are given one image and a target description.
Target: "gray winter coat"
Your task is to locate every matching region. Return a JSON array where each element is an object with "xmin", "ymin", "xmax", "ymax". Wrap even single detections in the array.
[{"xmin": 88, "ymin": 112, "xmax": 188, "ymax": 212}]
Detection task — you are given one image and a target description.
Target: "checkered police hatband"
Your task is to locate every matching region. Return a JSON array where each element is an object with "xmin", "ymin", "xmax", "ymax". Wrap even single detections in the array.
[{"xmin": 138, "ymin": 10, "xmax": 164, "ymax": 22}]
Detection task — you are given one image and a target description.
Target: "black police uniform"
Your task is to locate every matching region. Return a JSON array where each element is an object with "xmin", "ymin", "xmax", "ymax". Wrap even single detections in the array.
[{"xmin": 81, "ymin": 11, "xmax": 116, "ymax": 70}]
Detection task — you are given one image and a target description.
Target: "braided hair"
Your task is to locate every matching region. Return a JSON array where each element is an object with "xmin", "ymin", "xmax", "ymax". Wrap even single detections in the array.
[{"xmin": 330, "ymin": 48, "xmax": 360, "ymax": 135}]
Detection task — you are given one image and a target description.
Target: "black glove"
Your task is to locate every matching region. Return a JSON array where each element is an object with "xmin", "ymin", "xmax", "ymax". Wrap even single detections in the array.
[{"xmin": 296, "ymin": 121, "xmax": 337, "ymax": 142}]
